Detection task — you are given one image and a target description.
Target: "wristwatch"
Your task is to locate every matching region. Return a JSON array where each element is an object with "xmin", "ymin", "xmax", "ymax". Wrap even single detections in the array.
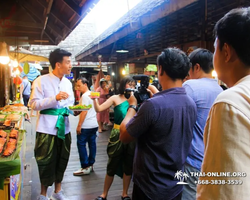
[{"xmin": 128, "ymin": 105, "xmax": 138, "ymax": 112}]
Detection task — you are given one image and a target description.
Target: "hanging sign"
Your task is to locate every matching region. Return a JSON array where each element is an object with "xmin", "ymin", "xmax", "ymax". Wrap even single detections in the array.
[{"xmin": 23, "ymin": 62, "xmax": 30, "ymax": 74}]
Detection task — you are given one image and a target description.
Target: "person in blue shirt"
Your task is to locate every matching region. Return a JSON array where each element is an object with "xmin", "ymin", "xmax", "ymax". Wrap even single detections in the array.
[
  {"xmin": 20, "ymin": 75, "xmax": 31, "ymax": 106},
  {"xmin": 120, "ymin": 47, "xmax": 197, "ymax": 200},
  {"xmin": 182, "ymin": 48, "xmax": 223, "ymax": 200}
]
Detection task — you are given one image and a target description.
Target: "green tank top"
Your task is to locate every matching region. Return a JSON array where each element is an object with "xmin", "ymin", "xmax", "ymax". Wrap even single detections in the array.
[{"xmin": 114, "ymin": 100, "xmax": 129, "ymax": 125}]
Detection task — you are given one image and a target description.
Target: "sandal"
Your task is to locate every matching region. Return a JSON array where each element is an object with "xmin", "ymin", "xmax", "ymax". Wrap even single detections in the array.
[
  {"xmin": 95, "ymin": 196, "xmax": 107, "ymax": 200},
  {"xmin": 121, "ymin": 196, "xmax": 131, "ymax": 200}
]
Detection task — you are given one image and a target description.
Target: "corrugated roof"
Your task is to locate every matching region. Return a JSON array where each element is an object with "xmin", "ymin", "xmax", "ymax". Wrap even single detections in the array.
[{"xmin": 76, "ymin": 0, "xmax": 166, "ymax": 56}]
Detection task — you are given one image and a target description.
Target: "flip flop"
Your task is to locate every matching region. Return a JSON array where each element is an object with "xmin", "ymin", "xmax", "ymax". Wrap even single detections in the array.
[{"xmin": 121, "ymin": 196, "xmax": 131, "ymax": 200}]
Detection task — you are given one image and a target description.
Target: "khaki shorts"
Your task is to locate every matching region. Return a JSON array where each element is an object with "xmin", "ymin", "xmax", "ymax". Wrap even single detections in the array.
[{"xmin": 34, "ymin": 132, "xmax": 71, "ymax": 186}]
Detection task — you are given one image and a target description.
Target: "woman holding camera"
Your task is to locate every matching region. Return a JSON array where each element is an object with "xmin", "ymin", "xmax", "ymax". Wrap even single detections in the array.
[{"xmin": 92, "ymin": 76, "xmax": 136, "ymax": 200}]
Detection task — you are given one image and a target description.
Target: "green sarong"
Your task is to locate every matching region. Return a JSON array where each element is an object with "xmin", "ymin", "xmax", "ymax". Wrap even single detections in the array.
[
  {"xmin": 40, "ymin": 108, "xmax": 69, "ymax": 140},
  {"xmin": 106, "ymin": 128, "xmax": 135, "ymax": 178}
]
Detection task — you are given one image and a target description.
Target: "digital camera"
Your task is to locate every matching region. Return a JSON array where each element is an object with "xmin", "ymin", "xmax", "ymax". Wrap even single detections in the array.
[{"xmin": 124, "ymin": 75, "xmax": 150, "ymax": 106}]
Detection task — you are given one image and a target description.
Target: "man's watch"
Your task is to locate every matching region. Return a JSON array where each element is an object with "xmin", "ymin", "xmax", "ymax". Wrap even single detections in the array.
[{"xmin": 128, "ymin": 105, "xmax": 138, "ymax": 112}]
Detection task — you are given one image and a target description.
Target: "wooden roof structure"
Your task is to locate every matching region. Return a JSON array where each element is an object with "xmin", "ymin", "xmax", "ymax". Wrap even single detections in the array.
[
  {"xmin": 75, "ymin": 0, "xmax": 250, "ymax": 64},
  {"xmin": 0, "ymin": 0, "xmax": 99, "ymax": 45}
]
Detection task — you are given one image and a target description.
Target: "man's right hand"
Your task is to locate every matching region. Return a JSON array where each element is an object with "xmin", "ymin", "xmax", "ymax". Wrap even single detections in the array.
[{"xmin": 56, "ymin": 91, "xmax": 69, "ymax": 101}]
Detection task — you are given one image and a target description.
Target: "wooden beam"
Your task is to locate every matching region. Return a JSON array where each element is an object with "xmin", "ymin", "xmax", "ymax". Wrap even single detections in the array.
[
  {"xmin": 69, "ymin": 0, "xmax": 99, "ymax": 28},
  {"xmin": 46, "ymin": 22, "xmax": 64, "ymax": 39},
  {"xmin": 19, "ymin": 0, "xmax": 63, "ymax": 38},
  {"xmin": 68, "ymin": 13, "xmax": 76, "ymax": 23},
  {"xmin": 41, "ymin": 0, "xmax": 54, "ymax": 38},
  {"xmin": 63, "ymin": 0, "xmax": 81, "ymax": 16},
  {"xmin": 2, "ymin": 20, "xmax": 43, "ymax": 29},
  {"xmin": 36, "ymin": 0, "xmax": 71, "ymax": 31},
  {"xmin": 44, "ymin": 31, "xmax": 56, "ymax": 44},
  {"xmin": 79, "ymin": 0, "xmax": 87, "ymax": 7},
  {"xmin": 4, "ymin": 30, "xmax": 41, "ymax": 34},
  {"xmin": 121, "ymin": 52, "xmax": 161, "ymax": 63},
  {"xmin": 18, "ymin": 1, "xmax": 41, "ymax": 23}
]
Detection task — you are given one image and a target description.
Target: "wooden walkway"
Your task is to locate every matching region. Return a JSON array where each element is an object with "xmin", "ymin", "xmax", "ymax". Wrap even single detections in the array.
[{"xmin": 23, "ymin": 115, "xmax": 133, "ymax": 200}]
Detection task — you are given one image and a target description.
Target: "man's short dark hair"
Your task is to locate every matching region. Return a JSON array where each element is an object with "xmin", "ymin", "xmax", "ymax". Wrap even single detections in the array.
[
  {"xmin": 189, "ymin": 48, "xmax": 213, "ymax": 73},
  {"xmin": 118, "ymin": 76, "xmax": 136, "ymax": 95},
  {"xmin": 214, "ymin": 7, "xmax": 250, "ymax": 66},
  {"xmin": 157, "ymin": 47, "xmax": 191, "ymax": 80},
  {"xmin": 49, "ymin": 48, "xmax": 72, "ymax": 69},
  {"xmin": 77, "ymin": 77, "xmax": 89, "ymax": 85}
]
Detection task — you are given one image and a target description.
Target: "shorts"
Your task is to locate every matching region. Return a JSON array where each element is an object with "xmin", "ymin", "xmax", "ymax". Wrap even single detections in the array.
[{"xmin": 34, "ymin": 132, "xmax": 71, "ymax": 186}]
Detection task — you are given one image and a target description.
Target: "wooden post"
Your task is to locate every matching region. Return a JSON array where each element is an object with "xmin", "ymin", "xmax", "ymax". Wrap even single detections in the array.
[{"xmin": 0, "ymin": 63, "xmax": 5, "ymax": 107}]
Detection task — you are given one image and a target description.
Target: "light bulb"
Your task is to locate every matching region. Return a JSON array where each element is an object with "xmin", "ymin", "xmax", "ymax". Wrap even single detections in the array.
[
  {"xmin": 0, "ymin": 56, "xmax": 10, "ymax": 65},
  {"xmin": 13, "ymin": 60, "xmax": 18, "ymax": 67},
  {"xmin": 122, "ymin": 69, "xmax": 126, "ymax": 75},
  {"xmin": 111, "ymin": 72, "xmax": 115, "ymax": 76},
  {"xmin": 14, "ymin": 69, "xmax": 20, "ymax": 76}
]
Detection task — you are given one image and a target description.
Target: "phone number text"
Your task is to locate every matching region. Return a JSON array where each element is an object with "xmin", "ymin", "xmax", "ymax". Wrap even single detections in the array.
[{"xmin": 195, "ymin": 180, "xmax": 243, "ymax": 185}]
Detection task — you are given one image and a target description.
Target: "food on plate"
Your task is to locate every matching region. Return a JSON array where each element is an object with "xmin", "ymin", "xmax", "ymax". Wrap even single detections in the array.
[
  {"xmin": 6, "ymin": 114, "xmax": 21, "ymax": 121},
  {"xmin": 90, "ymin": 92, "xmax": 100, "ymax": 98},
  {"xmin": 3, "ymin": 119, "xmax": 11, "ymax": 126},
  {"xmin": 69, "ymin": 104, "xmax": 92, "ymax": 110},
  {"xmin": 0, "ymin": 137, "xmax": 7, "ymax": 154},
  {"xmin": 2, "ymin": 138, "xmax": 17, "ymax": 157},
  {"xmin": 13, "ymin": 103, "xmax": 24, "ymax": 106},
  {"xmin": 0, "ymin": 130, "xmax": 7, "ymax": 138},
  {"xmin": 9, "ymin": 129, "xmax": 18, "ymax": 139},
  {"xmin": 0, "ymin": 114, "xmax": 6, "ymax": 120}
]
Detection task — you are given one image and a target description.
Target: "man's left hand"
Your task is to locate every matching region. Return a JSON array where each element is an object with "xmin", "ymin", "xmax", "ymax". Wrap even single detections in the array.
[
  {"xmin": 74, "ymin": 111, "xmax": 81, "ymax": 116},
  {"xmin": 76, "ymin": 126, "xmax": 81, "ymax": 135}
]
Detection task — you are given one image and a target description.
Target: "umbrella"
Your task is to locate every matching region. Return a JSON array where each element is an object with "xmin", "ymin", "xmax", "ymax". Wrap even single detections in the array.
[
  {"xmin": 9, "ymin": 48, "xmax": 49, "ymax": 62},
  {"xmin": 20, "ymin": 63, "xmax": 41, "ymax": 81}
]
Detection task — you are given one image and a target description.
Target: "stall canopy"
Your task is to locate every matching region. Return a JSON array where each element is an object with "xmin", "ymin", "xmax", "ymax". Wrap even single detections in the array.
[
  {"xmin": 9, "ymin": 52, "xmax": 49, "ymax": 63},
  {"xmin": 20, "ymin": 63, "xmax": 41, "ymax": 81}
]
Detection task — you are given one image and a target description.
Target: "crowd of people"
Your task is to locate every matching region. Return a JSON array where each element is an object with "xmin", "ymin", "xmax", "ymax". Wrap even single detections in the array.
[{"xmin": 27, "ymin": 7, "xmax": 250, "ymax": 200}]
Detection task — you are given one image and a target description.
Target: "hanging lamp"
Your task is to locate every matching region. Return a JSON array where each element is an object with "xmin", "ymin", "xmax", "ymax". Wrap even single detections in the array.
[{"xmin": 0, "ymin": 42, "xmax": 10, "ymax": 65}]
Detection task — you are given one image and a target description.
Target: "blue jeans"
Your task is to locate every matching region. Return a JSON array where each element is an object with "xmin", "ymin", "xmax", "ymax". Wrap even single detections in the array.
[
  {"xmin": 182, "ymin": 163, "xmax": 199, "ymax": 200},
  {"xmin": 77, "ymin": 127, "xmax": 98, "ymax": 168}
]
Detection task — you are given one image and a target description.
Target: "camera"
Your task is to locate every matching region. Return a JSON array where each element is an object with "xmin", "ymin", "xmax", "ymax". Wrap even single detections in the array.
[
  {"xmin": 151, "ymin": 79, "xmax": 162, "ymax": 91},
  {"xmin": 124, "ymin": 75, "xmax": 150, "ymax": 106}
]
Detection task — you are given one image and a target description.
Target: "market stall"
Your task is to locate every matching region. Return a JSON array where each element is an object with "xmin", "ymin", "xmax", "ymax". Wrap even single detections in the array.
[{"xmin": 0, "ymin": 104, "xmax": 28, "ymax": 200}]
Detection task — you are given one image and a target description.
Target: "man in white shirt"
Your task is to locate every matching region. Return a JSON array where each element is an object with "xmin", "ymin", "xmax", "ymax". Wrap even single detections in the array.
[
  {"xmin": 29, "ymin": 49, "xmax": 74, "ymax": 200},
  {"xmin": 73, "ymin": 77, "xmax": 98, "ymax": 176},
  {"xmin": 197, "ymin": 7, "xmax": 250, "ymax": 200}
]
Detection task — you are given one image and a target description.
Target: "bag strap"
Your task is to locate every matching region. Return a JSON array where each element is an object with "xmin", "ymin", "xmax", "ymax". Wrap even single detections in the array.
[{"xmin": 22, "ymin": 82, "xmax": 28, "ymax": 94}]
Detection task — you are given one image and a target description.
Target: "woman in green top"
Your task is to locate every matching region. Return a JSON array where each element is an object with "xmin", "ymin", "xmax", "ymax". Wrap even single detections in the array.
[{"xmin": 92, "ymin": 76, "xmax": 136, "ymax": 200}]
